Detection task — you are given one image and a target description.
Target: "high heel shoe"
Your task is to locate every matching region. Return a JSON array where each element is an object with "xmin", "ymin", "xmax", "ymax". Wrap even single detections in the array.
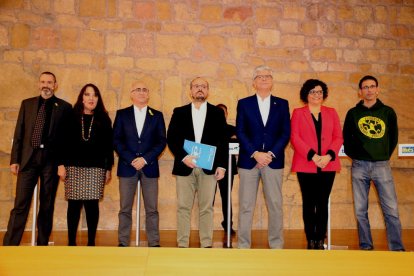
[
  {"xmin": 316, "ymin": 240, "xmax": 325, "ymax": 250},
  {"xmin": 307, "ymin": 240, "xmax": 315, "ymax": 249}
]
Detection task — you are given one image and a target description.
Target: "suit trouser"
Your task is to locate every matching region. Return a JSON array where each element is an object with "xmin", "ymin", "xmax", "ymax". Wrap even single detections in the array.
[
  {"xmin": 3, "ymin": 149, "xmax": 59, "ymax": 246},
  {"xmin": 118, "ymin": 171, "xmax": 160, "ymax": 246},
  {"xmin": 176, "ymin": 168, "xmax": 216, "ymax": 248},
  {"xmin": 238, "ymin": 167, "xmax": 284, "ymax": 249}
]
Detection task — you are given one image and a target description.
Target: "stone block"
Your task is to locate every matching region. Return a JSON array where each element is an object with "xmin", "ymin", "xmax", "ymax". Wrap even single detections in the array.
[
  {"xmin": 255, "ymin": 7, "xmax": 281, "ymax": 26},
  {"xmin": 48, "ymin": 52, "xmax": 65, "ymax": 64},
  {"xmin": 106, "ymin": 33, "xmax": 126, "ymax": 55},
  {"xmin": 89, "ymin": 19, "xmax": 123, "ymax": 30},
  {"xmin": 200, "ymin": 5, "xmax": 222, "ymax": 22},
  {"xmin": 11, "ymin": 24, "xmax": 30, "ymax": 48},
  {"xmin": 176, "ymin": 60, "xmax": 218, "ymax": 77},
  {"xmin": 390, "ymin": 50, "xmax": 410, "ymax": 64},
  {"xmin": 279, "ymin": 20, "xmax": 299, "ymax": 33},
  {"xmin": 283, "ymin": 4, "xmax": 306, "ymax": 20},
  {"xmin": 289, "ymin": 61, "xmax": 309, "ymax": 72},
  {"xmin": 31, "ymin": 27, "xmax": 59, "ymax": 49},
  {"xmin": 66, "ymin": 53, "xmax": 92, "ymax": 65},
  {"xmin": 223, "ymin": 6, "xmax": 253, "ymax": 22},
  {"xmin": 128, "ymin": 33, "xmax": 154, "ymax": 56},
  {"xmin": 0, "ymin": 25, "xmax": 8, "ymax": 46},
  {"xmin": 60, "ymin": 28, "xmax": 78, "ymax": 50},
  {"xmin": 311, "ymin": 48, "xmax": 337, "ymax": 61},
  {"xmin": 174, "ymin": 3, "xmax": 197, "ymax": 22},
  {"xmin": 53, "ymin": 0, "xmax": 75, "ymax": 14},
  {"xmin": 255, "ymin": 28, "xmax": 280, "ymax": 47},
  {"xmin": 217, "ymin": 63, "xmax": 238, "ymax": 78},
  {"xmin": 156, "ymin": 34, "xmax": 196, "ymax": 57},
  {"xmin": 281, "ymin": 34, "xmax": 304, "ymax": 48},
  {"xmin": 401, "ymin": 65, "xmax": 414, "ymax": 74},
  {"xmin": 3, "ymin": 50, "xmax": 23, "ymax": 62},
  {"xmin": 367, "ymin": 23, "xmax": 387, "ymax": 37},
  {"xmin": 391, "ymin": 25, "xmax": 409, "ymax": 37},
  {"xmin": 56, "ymin": 15, "xmax": 85, "ymax": 28},
  {"xmin": 398, "ymin": 7, "xmax": 414, "ymax": 24},
  {"xmin": 31, "ymin": 0, "xmax": 51, "ymax": 10},
  {"xmin": 375, "ymin": 6, "xmax": 388, "ymax": 22},
  {"xmin": 0, "ymin": 170, "xmax": 13, "ymax": 200},
  {"xmin": 337, "ymin": 6, "xmax": 353, "ymax": 20},
  {"xmin": 108, "ymin": 0, "xmax": 116, "ymax": 17},
  {"xmin": 357, "ymin": 38, "xmax": 375, "ymax": 48},
  {"xmin": 133, "ymin": 2, "xmax": 155, "ymax": 20},
  {"xmin": 310, "ymin": 61, "xmax": 328, "ymax": 72},
  {"xmin": 107, "ymin": 56, "xmax": 134, "ymax": 69},
  {"xmin": 79, "ymin": 0, "xmax": 106, "ymax": 17},
  {"xmin": 328, "ymin": 63, "xmax": 358, "ymax": 72},
  {"xmin": 344, "ymin": 22, "xmax": 365, "ymax": 37},
  {"xmin": 145, "ymin": 22, "xmax": 162, "ymax": 32},
  {"xmin": 301, "ymin": 22, "xmax": 317, "ymax": 35},
  {"xmin": 354, "ymin": 6, "xmax": 373, "ymax": 22},
  {"xmin": 199, "ymin": 35, "xmax": 226, "ymax": 59},
  {"xmin": 135, "ymin": 58, "xmax": 175, "ymax": 71},
  {"xmin": 0, "ymin": 0, "xmax": 24, "ymax": 8},
  {"xmin": 79, "ymin": 30, "xmax": 104, "ymax": 53},
  {"xmin": 0, "ymin": 64, "xmax": 35, "ymax": 108},
  {"xmin": 156, "ymin": 1, "xmax": 171, "ymax": 21},
  {"xmin": 343, "ymin": 49, "xmax": 363, "ymax": 63},
  {"xmin": 227, "ymin": 37, "xmax": 252, "ymax": 60},
  {"xmin": 161, "ymin": 23, "xmax": 186, "ymax": 33},
  {"xmin": 118, "ymin": 0, "xmax": 133, "ymax": 18}
]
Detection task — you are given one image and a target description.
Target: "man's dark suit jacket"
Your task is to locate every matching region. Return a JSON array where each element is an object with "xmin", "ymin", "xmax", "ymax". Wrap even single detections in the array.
[
  {"xmin": 236, "ymin": 95, "xmax": 291, "ymax": 170},
  {"xmin": 113, "ymin": 105, "xmax": 166, "ymax": 178},
  {"xmin": 167, "ymin": 103, "xmax": 227, "ymax": 176},
  {"xmin": 10, "ymin": 96, "xmax": 72, "ymax": 170}
]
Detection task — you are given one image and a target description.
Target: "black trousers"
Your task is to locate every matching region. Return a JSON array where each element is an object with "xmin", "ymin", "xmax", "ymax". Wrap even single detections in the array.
[
  {"xmin": 67, "ymin": 199, "xmax": 99, "ymax": 246},
  {"xmin": 297, "ymin": 171, "xmax": 336, "ymax": 241},
  {"xmin": 215, "ymin": 173, "xmax": 234, "ymax": 230},
  {"xmin": 3, "ymin": 149, "xmax": 59, "ymax": 246}
]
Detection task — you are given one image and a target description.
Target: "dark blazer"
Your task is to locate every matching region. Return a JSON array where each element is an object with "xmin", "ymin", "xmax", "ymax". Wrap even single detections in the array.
[
  {"xmin": 167, "ymin": 103, "xmax": 227, "ymax": 176},
  {"xmin": 236, "ymin": 94, "xmax": 290, "ymax": 170},
  {"xmin": 113, "ymin": 105, "xmax": 166, "ymax": 178},
  {"xmin": 10, "ymin": 96, "xmax": 72, "ymax": 170}
]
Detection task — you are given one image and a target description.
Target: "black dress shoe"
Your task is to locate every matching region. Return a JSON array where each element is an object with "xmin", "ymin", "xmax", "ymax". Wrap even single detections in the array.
[
  {"xmin": 118, "ymin": 243, "xmax": 127, "ymax": 247},
  {"xmin": 307, "ymin": 240, "xmax": 315, "ymax": 250},
  {"xmin": 150, "ymin": 245, "xmax": 161, "ymax": 247}
]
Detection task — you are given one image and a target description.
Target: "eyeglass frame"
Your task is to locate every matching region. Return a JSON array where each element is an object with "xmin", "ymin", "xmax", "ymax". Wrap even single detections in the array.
[{"xmin": 131, "ymin": 87, "xmax": 149, "ymax": 93}]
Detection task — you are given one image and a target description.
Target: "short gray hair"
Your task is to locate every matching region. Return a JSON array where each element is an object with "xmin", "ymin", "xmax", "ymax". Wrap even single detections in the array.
[{"xmin": 252, "ymin": 65, "xmax": 273, "ymax": 80}]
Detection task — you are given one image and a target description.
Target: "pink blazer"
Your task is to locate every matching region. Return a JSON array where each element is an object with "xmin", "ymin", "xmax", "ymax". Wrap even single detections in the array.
[{"xmin": 290, "ymin": 105, "xmax": 343, "ymax": 173}]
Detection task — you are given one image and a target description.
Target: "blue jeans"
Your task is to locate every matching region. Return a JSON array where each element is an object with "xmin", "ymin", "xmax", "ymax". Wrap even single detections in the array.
[{"xmin": 351, "ymin": 160, "xmax": 404, "ymax": 251}]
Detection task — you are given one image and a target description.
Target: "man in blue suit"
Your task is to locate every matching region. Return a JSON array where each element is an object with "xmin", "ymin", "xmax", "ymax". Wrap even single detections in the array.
[
  {"xmin": 113, "ymin": 81, "xmax": 166, "ymax": 247},
  {"xmin": 236, "ymin": 65, "xmax": 290, "ymax": 249}
]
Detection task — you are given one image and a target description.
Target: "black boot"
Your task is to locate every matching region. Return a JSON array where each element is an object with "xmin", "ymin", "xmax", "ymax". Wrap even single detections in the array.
[{"xmin": 307, "ymin": 240, "xmax": 315, "ymax": 249}]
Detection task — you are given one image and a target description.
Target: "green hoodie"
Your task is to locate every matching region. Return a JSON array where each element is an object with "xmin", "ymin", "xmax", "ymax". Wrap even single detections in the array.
[{"xmin": 343, "ymin": 99, "xmax": 398, "ymax": 161}]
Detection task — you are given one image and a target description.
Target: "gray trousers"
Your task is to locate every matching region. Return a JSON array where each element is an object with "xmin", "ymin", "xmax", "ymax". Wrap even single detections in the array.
[
  {"xmin": 118, "ymin": 171, "xmax": 159, "ymax": 246},
  {"xmin": 238, "ymin": 167, "xmax": 284, "ymax": 249}
]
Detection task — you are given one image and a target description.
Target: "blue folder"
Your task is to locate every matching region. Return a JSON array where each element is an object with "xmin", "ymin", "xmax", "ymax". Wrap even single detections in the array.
[{"xmin": 183, "ymin": 140, "xmax": 217, "ymax": 170}]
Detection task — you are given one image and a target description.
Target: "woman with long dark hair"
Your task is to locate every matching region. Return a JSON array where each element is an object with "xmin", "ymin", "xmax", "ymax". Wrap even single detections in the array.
[{"xmin": 58, "ymin": 83, "xmax": 113, "ymax": 246}]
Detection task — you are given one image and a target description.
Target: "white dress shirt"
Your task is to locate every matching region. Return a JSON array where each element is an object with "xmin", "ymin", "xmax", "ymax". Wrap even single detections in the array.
[
  {"xmin": 133, "ymin": 105, "xmax": 147, "ymax": 137},
  {"xmin": 191, "ymin": 102, "xmax": 207, "ymax": 143},
  {"xmin": 256, "ymin": 94, "xmax": 270, "ymax": 126}
]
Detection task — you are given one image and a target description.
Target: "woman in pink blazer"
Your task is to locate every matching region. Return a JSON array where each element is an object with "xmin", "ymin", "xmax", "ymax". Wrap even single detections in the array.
[{"xmin": 291, "ymin": 79, "xmax": 343, "ymax": 250}]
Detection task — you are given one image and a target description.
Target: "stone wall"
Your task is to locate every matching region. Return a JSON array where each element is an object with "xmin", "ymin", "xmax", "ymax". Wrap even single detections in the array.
[{"xmin": 1, "ymin": 0, "xmax": 414, "ymax": 233}]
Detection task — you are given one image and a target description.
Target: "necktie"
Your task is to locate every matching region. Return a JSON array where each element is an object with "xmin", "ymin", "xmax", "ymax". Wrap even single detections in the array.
[{"xmin": 31, "ymin": 101, "xmax": 46, "ymax": 148}]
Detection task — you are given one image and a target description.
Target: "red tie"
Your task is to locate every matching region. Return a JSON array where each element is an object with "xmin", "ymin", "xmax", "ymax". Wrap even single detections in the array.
[{"xmin": 31, "ymin": 101, "xmax": 46, "ymax": 148}]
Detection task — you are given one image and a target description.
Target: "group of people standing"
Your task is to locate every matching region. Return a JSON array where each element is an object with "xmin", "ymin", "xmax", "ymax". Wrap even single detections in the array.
[{"xmin": 3, "ymin": 66, "xmax": 405, "ymax": 252}]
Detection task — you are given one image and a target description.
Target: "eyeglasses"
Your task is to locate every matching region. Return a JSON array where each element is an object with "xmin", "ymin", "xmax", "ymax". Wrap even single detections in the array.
[
  {"xmin": 361, "ymin": 85, "xmax": 377, "ymax": 91},
  {"xmin": 192, "ymin": 84, "xmax": 208, "ymax": 90},
  {"xmin": 131, "ymin": 88, "xmax": 149, "ymax": 93},
  {"xmin": 255, "ymin": 75, "xmax": 273, "ymax": 80},
  {"xmin": 309, "ymin": 89, "xmax": 323, "ymax": 95}
]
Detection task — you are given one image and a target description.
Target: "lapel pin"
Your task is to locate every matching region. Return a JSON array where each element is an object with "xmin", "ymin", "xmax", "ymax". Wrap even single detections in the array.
[{"xmin": 149, "ymin": 109, "xmax": 154, "ymax": 116}]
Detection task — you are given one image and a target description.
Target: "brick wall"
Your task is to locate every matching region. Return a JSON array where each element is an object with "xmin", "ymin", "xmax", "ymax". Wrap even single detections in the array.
[{"xmin": 1, "ymin": 0, "xmax": 413, "ymax": 233}]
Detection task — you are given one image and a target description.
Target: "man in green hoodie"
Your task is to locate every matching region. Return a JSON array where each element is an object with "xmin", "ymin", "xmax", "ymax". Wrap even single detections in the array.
[{"xmin": 343, "ymin": 75, "xmax": 404, "ymax": 251}]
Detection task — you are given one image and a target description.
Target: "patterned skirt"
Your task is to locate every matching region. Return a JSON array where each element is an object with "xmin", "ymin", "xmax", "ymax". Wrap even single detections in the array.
[{"xmin": 64, "ymin": 166, "xmax": 106, "ymax": 200}]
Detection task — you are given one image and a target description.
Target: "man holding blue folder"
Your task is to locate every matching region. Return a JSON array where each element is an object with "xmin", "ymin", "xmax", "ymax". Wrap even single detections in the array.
[{"xmin": 167, "ymin": 77, "xmax": 227, "ymax": 248}]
